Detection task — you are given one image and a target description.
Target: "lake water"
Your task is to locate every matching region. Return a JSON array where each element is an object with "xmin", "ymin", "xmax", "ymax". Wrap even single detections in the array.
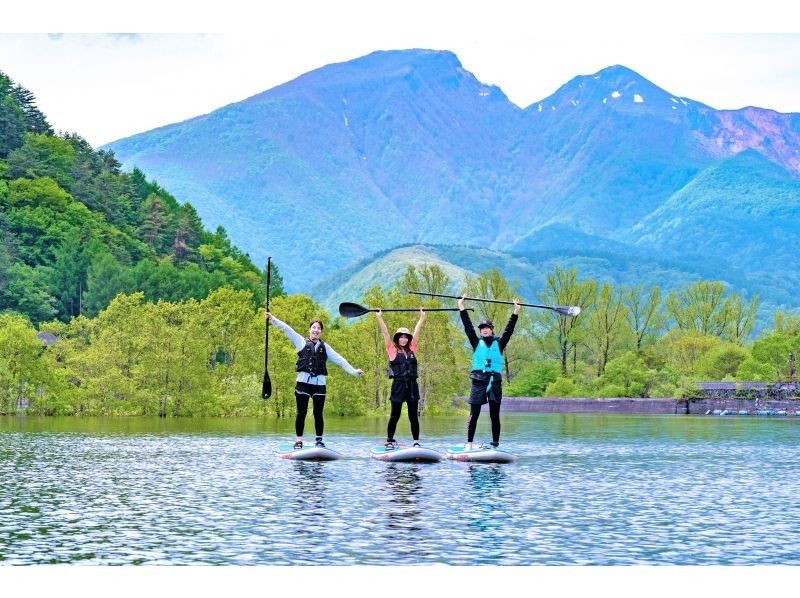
[{"xmin": 1, "ymin": 413, "xmax": 798, "ymax": 565}]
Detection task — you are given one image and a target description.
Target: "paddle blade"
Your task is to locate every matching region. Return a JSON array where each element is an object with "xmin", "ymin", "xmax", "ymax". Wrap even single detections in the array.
[
  {"xmin": 262, "ymin": 373, "xmax": 272, "ymax": 400},
  {"xmin": 339, "ymin": 302, "xmax": 371, "ymax": 318},
  {"xmin": 554, "ymin": 306, "xmax": 581, "ymax": 317}
]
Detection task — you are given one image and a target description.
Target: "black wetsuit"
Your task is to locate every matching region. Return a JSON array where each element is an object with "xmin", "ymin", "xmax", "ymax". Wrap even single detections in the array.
[
  {"xmin": 387, "ymin": 347, "xmax": 420, "ymax": 442},
  {"xmin": 460, "ymin": 309, "xmax": 518, "ymax": 444}
]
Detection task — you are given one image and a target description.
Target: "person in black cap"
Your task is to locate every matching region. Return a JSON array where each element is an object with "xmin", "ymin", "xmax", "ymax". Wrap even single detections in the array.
[
  {"xmin": 375, "ymin": 308, "xmax": 426, "ymax": 449},
  {"xmin": 457, "ymin": 294, "xmax": 521, "ymax": 449}
]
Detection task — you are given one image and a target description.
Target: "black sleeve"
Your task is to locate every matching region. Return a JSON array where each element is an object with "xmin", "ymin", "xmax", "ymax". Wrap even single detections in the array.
[
  {"xmin": 498, "ymin": 313, "xmax": 518, "ymax": 353},
  {"xmin": 460, "ymin": 309, "xmax": 479, "ymax": 350}
]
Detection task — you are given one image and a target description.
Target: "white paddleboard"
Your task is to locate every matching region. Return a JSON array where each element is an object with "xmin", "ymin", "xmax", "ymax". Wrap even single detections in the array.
[
  {"xmin": 275, "ymin": 443, "xmax": 343, "ymax": 461},
  {"xmin": 444, "ymin": 445, "xmax": 518, "ymax": 463},
  {"xmin": 370, "ymin": 443, "xmax": 442, "ymax": 463}
]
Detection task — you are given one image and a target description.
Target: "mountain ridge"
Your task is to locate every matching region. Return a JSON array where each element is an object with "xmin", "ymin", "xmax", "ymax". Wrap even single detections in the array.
[{"xmin": 103, "ymin": 49, "xmax": 800, "ymax": 305}]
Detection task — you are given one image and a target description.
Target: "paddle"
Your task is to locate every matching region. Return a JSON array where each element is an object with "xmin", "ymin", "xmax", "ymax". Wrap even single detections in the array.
[
  {"xmin": 339, "ymin": 302, "xmax": 471, "ymax": 319},
  {"xmin": 407, "ymin": 291, "xmax": 581, "ymax": 317},
  {"xmin": 261, "ymin": 257, "xmax": 272, "ymax": 400}
]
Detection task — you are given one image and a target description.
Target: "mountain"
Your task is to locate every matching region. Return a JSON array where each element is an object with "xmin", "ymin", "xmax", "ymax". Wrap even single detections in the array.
[
  {"xmin": 103, "ymin": 50, "xmax": 800, "ymax": 309},
  {"xmin": 105, "ymin": 50, "xmax": 522, "ymax": 287}
]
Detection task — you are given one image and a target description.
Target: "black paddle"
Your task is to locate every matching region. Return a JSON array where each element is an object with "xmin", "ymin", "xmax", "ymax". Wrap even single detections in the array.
[
  {"xmin": 408, "ymin": 291, "xmax": 581, "ymax": 317},
  {"xmin": 339, "ymin": 302, "xmax": 471, "ymax": 319},
  {"xmin": 261, "ymin": 257, "xmax": 272, "ymax": 400}
]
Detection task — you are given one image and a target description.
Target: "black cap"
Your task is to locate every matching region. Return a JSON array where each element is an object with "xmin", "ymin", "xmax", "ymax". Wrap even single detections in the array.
[{"xmin": 477, "ymin": 319, "xmax": 494, "ymax": 330}]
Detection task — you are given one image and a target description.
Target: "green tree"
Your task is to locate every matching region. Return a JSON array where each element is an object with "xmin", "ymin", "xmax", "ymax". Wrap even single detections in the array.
[
  {"xmin": 138, "ymin": 193, "xmax": 172, "ymax": 252},
  {"xmin": 623, "ymin": 284, "xmax": 665, "ymax": 350},
  {"xmin": 586, "ymin": 282, "xmax": 631, "ymax": 376},
  {"xmin": 83, "ymin": 251, "xmax": 135, "ymax": 317},
  {"xmin": 0, "ymin": 75, "xmax": 27, "ymax": 157},
  {"xmin": 505, "ymin": 361, "xmax": 560, "ymax": 397},
  {"xmin": 723, "ymin": 294, "xmax": 760, "ymax": 345},
  {"xmin": 595, "ymin": 351, "xmax": 652, "ymax": 397},
  {"xmin": 665, "ymin": 281, "xmax": 756, "ymax": 342},
  {"xmin": 7, "ymin": 133, "xmax": 76, "ymax": 188},
  {"xmin": 697, "ymin": 343, "xmax": 750, "ymax": 379},
  {"xmin": 537, "ymin": 267, "xmax": 596, "ymax": 375},
  {"xmin": 544, "ymin": 376, "xmax": 579, "ymax": 397},
  {"xmin": 0, "ymin": 313, "xmax": 55, "ymax": 414}
]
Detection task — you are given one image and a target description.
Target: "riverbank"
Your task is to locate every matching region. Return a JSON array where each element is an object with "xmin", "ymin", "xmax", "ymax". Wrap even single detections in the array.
[{"xmin": 470, "ymin": 397, "xmax": 800, "ymax": 415}]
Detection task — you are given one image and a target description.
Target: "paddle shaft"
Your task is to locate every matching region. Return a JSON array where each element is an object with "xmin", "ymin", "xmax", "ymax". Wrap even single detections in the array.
[
  {"xmin": 261, "ymin": 257, "xmax": 272, "ymax": 399},
  {"xmin": 409, "ymin": 291, "xmax": 555, "ymax": 311},
  {"xmin": 369, "ymin": 307, "xmax": 463, "ymax": 312}
]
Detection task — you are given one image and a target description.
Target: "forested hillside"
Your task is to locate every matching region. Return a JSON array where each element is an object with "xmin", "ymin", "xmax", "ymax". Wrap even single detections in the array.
[{"xmin": 0, "ymin": 69, "xmax": 281, "ymax": 324}]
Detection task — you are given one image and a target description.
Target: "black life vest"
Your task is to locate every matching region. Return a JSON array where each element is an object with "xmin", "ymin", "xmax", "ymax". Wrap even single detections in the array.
[
  {"xmin": 296, "ymin": 339, "xmax": 328, "ymax": 376},
  {"xmin": 388, "ymin": 348, "xmax": 418, "ymax": 379}
]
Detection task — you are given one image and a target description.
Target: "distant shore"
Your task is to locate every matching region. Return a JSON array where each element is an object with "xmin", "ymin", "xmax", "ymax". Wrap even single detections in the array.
[{"xmin": 467, "ymin": 397, "xmax": 800, "ymax": 415}]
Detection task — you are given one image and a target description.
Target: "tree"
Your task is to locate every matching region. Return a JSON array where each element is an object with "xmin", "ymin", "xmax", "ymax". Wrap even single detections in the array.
[
  {"xmin": 595, "ymin": 351, "xmax": 652, "ymax": 397},
  {"xmin": 83, "ymin": 251, "xmax": 135, "ymax": 317},
  {"xmin": 698, "ymin": 344, "xmax": 750, "ymax": 379},
  {"xmin": 0, "ymin": 81, "xmax": 27, "ymax": 157},
  {"xmin": 658, "ymin": 329, "xmax": 721, "ymax": 376},
  {"xmin": 723, "ymin": 294, "xmax": 760, "ymax": 345},
  {"xmin": 537, "ymin": 267, "xmax": 596, "ymax": 375},
  {"xmin": 9, "ymin": 82, "xmax": 52, "ymax": 135},
  {"xmin": 586, "ymin": 282, "xmax": 631, "ymax": 376},
  {"xmin": 0, "ymin": 313, "xmax": 55, "ymax": 414},
  {"xmin": 665, "ymin": 281, "xmax": 727, "ymax": 337},
  {"xmin": 623, "ymin": 284, "xmax": 666, "ymax": 351},
  {"xmin": 7, "ymin": 133, "xmax": 76, "ymax": 188},
  {"xmin": 138, "ymin": 193, "xmax": 172, "ymax": 252},
  {"xmin": 505, "ymin": 361, "xmax": 560, "ymax": 396}
]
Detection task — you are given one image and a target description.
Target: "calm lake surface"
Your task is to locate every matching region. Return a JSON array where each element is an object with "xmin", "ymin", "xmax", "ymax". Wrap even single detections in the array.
[{"xmin": 1, "ymin": 413, "xmax": 798, "ymax": 565}]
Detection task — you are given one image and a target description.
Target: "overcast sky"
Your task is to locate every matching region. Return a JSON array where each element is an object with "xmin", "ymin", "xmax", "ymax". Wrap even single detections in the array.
[{"xmin": 2, "ymin": 1, "xmax": 800, "ymax": 147}]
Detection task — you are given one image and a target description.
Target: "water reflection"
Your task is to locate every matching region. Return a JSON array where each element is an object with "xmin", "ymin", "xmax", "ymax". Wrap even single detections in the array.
[
  {"xmin": 288, "ymin": 461, "xmax": 329, "ymax": 541},
  {"xmin": 383, "ymin": 464, "xmax": 422, "ymax": 533},
  {"xmin": 466, "ymin": 464, "xmax": 510, "ymax": 540}
]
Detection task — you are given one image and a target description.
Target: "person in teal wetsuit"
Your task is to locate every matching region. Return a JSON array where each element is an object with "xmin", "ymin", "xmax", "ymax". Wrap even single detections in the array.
[{"xmin": 458, "ymin": 294, "xmax": 521, "ymax": 449}]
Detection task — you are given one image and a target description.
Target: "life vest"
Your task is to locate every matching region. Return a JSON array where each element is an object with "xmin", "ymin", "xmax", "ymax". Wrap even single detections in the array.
[
  {"xmin": 296, "ymin": 339, "xmax": 328, "ymax": 376},
  {"xmin": 471, "ymin": 337, "xmax": 503, "ymax": 373},
  {"xmin": 388, "ymin": 349, "xmax": 418, "ymax": 379}
]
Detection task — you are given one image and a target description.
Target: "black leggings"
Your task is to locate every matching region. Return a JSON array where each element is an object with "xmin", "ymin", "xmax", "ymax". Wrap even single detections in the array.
[
  {"xmin": 387, "ymin": 400, "xmax": 420, "ymax": 442},
  {"xmin": 466, "ymin": 401, "xmax": 501, "ymax": 443},
  {"xmin": 295, "ymin": 384, "xmax": 326, "ymax": 438}
]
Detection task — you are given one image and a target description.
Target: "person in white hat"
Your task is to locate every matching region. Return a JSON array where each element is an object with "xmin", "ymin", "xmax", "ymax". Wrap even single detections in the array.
[{"xmin": 375, "ymin": 308, "xmax": 426, "ymax": 449}]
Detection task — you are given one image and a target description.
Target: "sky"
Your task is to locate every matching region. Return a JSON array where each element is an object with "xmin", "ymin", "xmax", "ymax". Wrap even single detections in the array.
[{"xmin": 2, "ymin": 1, "xmax": 800, "ymax": 148}]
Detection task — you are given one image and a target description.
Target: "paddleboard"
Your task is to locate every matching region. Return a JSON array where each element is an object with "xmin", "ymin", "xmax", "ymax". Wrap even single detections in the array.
[
  {"xmin": 445, "ymin": 445, "xmax": 518, "ymax": 463},
  {"xmin": 275, "ymin": 443, "xmax": 343, "ymax": 461},
  {"xmin": 370, "ymin": 443, "xmax": 442, "ymax": 463}
]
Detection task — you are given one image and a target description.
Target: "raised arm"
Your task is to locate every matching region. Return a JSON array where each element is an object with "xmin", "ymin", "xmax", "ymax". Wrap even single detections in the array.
[
  {"xmin": 266, "ymin": 312, "xmax": 305, "ymax": 351},
  {"xmin": 412, "ymin": 307, "xmax": 426, "ymax": 345},
  {"xmin": 498, "ymin": 299, "xmax": 522, "ymax": 352},
  {"xmin": 374, "ymin": 309, "xmax": 392, "ymax": 348},
  {"xmin": 458, "ymin": 295, "xmax": 479, "ymax": 349}
]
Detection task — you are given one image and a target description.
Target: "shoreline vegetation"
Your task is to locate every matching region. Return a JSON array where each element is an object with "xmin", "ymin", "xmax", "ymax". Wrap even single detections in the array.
[
  {"xmin": 2, "ymin": 267, "xmax": 799, "ymax": 418},
  {"xmin": 2, "ymin": 70, "xmax": 799, "ymax": 418}
]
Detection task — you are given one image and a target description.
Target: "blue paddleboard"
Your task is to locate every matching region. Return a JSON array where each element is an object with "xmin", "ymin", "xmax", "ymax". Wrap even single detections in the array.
[
  {"xmin": 275, "ymin": 443, "xmax": 343, "ymax": 461},
  {"xmin": 444, "ymin": 445, "xmax": 518, "ymax": 463},
  {"xmin": 370, "ymin": 443, "xmax": 442, "ymax": 463}
]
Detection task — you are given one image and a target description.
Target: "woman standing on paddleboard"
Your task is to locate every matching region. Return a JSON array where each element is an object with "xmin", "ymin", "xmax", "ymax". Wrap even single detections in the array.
[
  {"xmin": 458, "ymin": 295, "xmax": 521, "ymax": 449},
  {"xmin": 266, "ymin": 313, "xmax": 363, "ymax": 449},
  {"xmin": 375, "ymin": 308, "xmax": 426, "ymax": 449}
]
